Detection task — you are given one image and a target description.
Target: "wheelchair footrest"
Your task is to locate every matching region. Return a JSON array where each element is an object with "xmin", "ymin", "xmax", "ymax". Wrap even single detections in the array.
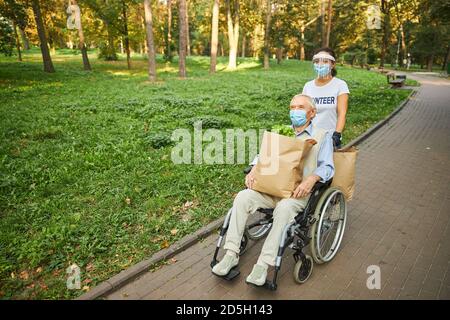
[
  {"xmin": 246, "ymin": 280, "xmax": 277, "ymax": 291},
  {"xmin": 212, "ymin": 266, "xmax": 240, "ymax": 281}
]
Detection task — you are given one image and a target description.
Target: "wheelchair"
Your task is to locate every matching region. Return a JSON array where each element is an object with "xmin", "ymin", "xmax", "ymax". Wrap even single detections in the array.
[{"xmin": 210, "ymin": 166, "xmax": 347, "ymax": 291}]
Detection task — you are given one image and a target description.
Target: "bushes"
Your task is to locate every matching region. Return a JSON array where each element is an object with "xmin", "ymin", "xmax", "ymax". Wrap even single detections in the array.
[
  {"xmin": 343, "ymin": 50, "xmax": 367, "ymax": 67},
  {"xmin": 97, "ymin": 41, "xmax": 118, "ymax": 61},
  {"xmin": 185, "ymin": 116, "xmax": 232, "ymax": 129}
]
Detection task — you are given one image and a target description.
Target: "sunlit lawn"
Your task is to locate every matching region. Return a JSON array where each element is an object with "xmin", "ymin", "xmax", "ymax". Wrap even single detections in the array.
[{"xmin": 0, "ymin": 49, "xmax": 414, "ymax": 299}]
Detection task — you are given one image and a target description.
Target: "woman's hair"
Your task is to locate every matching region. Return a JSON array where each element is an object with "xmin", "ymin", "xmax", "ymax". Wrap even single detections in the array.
[{"xmin": 314, "ymin": 47, "xmax": 337, "ymax": 77}]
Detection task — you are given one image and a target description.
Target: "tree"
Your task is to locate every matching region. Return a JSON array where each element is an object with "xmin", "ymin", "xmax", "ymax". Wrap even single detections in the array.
[
  {"xmin": 143, "ymin": 0, "xmax": 156, "ymax": 81},
  {"xmin": 83, "ymin": 0, "xmax": 123, "ymax": 61},
  {"xmin": 0, "ymin": 16, "xmax": 14, "ymax": 56},
  {"xmin": 11, "ymin": 19, "xmax": 21, "ymax": 61},
  {"xmin": 226, "ymin": 0, "xmax": 239, "ymax": 69},
  {"xmin": 165, "ymin": 0, "xmax": 173, "ymax": 61},
  {"xmin": 18, "ymin": 26, "xmax": 29, "ymax": 50},
  {"xmin": 380, "ymin": 0, "xmax": 391, "ymax": 68},
  {"xmin": 178, "ymin": 0, "xmax": 187, "ymax": 78},
  {"xmin": 263, "ymin": 0, "xmax": 271, "ymax": 69},
  {"xmin": 121, "ymin": 0, "xmax": 131, "ymax": 69},
  {"xmin": 209, "ymin": 0, "xmax": 219, "ymax": 73},
  {"xmin": 411, "ymin": 25, "xmax": 444, "ymax": 71},
  {"xmin": 31, "ymin": 0, "xmax": 55, "ymax": 72},
  {"xmin": 70, "ymin": 0, "xmax": 92, "ymax": 70},
  {"xmin": 185, "ymin": 0, "xmax": 190, "ymax": 56},
  {"xmin": 0, "ymin": 0, "xmax": 28, "ymax": 61},
  {"xmin": 325, "ymin": 0, "xmax": 332, "ymax": 47}
]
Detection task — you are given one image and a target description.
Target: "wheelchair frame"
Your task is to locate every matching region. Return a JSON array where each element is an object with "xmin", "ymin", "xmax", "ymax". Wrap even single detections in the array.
[{"xmin": 210, "ymin": 179, "xmax": 333, "ymax": 291}]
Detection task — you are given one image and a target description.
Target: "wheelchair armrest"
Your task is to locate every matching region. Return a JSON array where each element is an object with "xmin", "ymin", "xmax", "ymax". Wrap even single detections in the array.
[
  {"xmin": 310, "ymin": 179, "xmax": 332, "ymax": 194},
  {"xmin": 243, "ymin": 165, "xmax": 254, "ymax": 175}
]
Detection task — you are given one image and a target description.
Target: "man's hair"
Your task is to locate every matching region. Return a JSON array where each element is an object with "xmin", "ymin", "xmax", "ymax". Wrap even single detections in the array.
[{"xmin": 290, "ymin": 94, "xmax": 317, "ymax": 111}]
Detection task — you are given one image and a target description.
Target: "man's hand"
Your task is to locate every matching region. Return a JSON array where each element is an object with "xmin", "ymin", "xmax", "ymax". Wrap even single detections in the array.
[
  {"xmin": 245, "ymin": 167, "xmax": 257, "ymax": 189},
  {"xmin": 292, "ymin": 175, "xmax": 321, "ymax": 198}
]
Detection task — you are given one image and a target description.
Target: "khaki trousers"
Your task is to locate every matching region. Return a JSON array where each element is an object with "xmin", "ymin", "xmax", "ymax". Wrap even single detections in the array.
[{"xmin": 223, "ymin": 189, "xmax": 309, "ymax": 266}]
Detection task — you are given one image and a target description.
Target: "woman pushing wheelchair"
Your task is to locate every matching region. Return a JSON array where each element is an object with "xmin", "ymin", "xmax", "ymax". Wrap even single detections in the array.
[{"xmin": 211, "ymin": 94, "xmax": 335, "ymax": 287}]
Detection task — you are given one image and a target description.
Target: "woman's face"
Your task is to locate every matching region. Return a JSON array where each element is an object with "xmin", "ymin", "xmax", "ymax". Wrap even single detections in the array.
[{"xmin": 312, "ymin": 51, "xmax": 335, "ymax": 68}]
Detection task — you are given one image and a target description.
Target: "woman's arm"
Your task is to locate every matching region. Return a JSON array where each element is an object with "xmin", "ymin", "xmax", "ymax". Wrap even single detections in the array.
[{"xmin": 336, "ymin": 93, "xmax": 349, "ymax": 133}]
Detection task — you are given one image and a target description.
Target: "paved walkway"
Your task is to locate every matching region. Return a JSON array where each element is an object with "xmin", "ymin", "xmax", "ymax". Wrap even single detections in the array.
[{"xmin": 105, "ymin": 74, "xmax": 450, "ymax": 300}]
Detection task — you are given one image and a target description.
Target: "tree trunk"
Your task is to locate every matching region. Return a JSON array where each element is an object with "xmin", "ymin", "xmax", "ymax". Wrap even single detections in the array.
[
  {"xmin": 263, "ymin": 0, "xmax": 271, "ymax": 69},
  {"xmin": 122, "ymin": 0, "xmax": 131, "ymax": 69},
  {"xmin": 400, "ymin": 25, "xmax": 406, "ymax": 67},
  {"xmin": 165, "ymin": 0, "xmax": 172, "ymax": 61},
  {"xmin": 380, "ymin": 0, "xmax": 390, "ymax": 68},
  {"xmin": 320, "ymin": 0, "xmax": 326, "ymax": 47},
  {"xmin": 186, "ymin": 0, "xmax": 191, "ymax": 56},
  {"xmin": 300, "ymin": 26, "xmax": 305, "ymax": 60},
  {"xmin": 252, "ymin": 25, "xmax": 259, "ymax": 58},
  {"xmin": 12, "ymin": 21, "xmax": 22, "ymax": 62},
  {"xmin": 427, "ymin": 54, "xmax": 434, "ymax": 72},
  {"xmin": 106, "ymin": 21, "xmax": 117, "ymax": 60},
  {"xmin": 325, "ymin": 0, "xmax": 332, "ymax": 47},
  {"xmin": 276, "ymin": 47, "xmax": 282, "ymax": 64},
  {"xmin": 442, "ymin": 45, "xmax": 450, "ymax": 72},
  {"xmin": 226, "ymin": 0, "xmax": 239, "ymax": 69},
  {"xmin": 395, "ymin": 28, "xmax": 401, "ymax": 67},
  {"xmin": 18, "ymin": 27, "xmax": 30, "ymax": 50},
  {"xmin": 241, "ymin": 33, "xmax": 246, "ymax": 57},
  {"xmin": 144, "ymin": 0, "xmax": 157, "ymax": 81},
  {"xmin": 73, "ymin": 0, "xmax": 91, "ymax": 71},
  {"xmin": 209, "ymin": 0, "xmax": 220, "ymax": 73},
  {"xmin": 178, "ymin": 0, "xmax": 188, "ymax": 78},
  {"xmin": 31, "ymin": 0, "xmax": 55, "ymax": 73}
]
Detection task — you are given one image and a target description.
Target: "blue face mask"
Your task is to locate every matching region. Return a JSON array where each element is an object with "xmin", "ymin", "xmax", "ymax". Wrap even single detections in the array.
[
  {"xmin": 313, "ymin": 63, "xmax": 331, "ymax": 78},
  {"xmin": 290, "ymin": 109, "xmax": 308, "ymax": 127}
]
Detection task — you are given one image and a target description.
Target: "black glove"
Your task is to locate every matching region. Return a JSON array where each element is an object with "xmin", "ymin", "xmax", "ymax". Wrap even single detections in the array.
[{"xmin": 332, "ymin": 131, "xmax": 342, "ymax": 149}]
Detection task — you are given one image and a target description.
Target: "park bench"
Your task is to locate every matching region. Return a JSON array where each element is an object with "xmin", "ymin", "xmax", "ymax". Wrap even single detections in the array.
[{"xmin": 387, "ymin": 72, "xmax": 406, "ymax": 88}]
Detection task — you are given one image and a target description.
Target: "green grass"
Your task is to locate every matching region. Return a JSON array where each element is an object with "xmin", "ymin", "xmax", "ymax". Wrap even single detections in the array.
[{"xmin": 0, "ymin": 50, "xmax": 413, "ymax": 299}]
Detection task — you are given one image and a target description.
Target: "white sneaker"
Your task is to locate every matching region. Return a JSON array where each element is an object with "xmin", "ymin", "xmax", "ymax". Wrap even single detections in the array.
[
  {"xmin": 212, "ymin": 252, "xmax": 239, "ymax": 276},
  {"xmin": 246, "ymin": 264, "xmax": 268, "ymax": 286}
]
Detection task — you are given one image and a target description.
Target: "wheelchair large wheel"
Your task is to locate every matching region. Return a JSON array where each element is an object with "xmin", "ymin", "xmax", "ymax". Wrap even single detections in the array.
[
  {"xmin": 245, "ymin": 210, "xmax": 272, "ymax": 240},
  {"xmin": 293, "ymin": 255, "xmax": 313, "ymax": 284},
  {"xmin": 310, "ymin": 187, "xmax": 347, "ymax": 264}
]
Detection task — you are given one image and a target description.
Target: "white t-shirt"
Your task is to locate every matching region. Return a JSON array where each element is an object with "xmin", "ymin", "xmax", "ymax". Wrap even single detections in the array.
[{"xmin": 301, "ymin": 77, "xmax": 350, "ymax": 132}]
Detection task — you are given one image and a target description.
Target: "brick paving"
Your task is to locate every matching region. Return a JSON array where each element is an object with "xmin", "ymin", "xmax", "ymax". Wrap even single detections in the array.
[{"xmin": 105, "ymin": 73, "xmax": 450, "ymax": 300}]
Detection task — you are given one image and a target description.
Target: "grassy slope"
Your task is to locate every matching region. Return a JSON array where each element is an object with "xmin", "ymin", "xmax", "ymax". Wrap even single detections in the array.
[{"xmin": 0, "ymin": 50, "xmax": 412, "ymax": 299}]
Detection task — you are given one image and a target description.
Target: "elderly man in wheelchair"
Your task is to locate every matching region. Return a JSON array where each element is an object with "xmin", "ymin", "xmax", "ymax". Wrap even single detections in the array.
[{"xmin": 210, "ymin": 94, "xmax": 347, "ymax": 291}]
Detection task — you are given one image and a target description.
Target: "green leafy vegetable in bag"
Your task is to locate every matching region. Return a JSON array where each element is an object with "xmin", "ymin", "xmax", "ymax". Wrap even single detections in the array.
[{"xmin": 271, "ymin": 124, "xmax": 295, "ymax": 137}]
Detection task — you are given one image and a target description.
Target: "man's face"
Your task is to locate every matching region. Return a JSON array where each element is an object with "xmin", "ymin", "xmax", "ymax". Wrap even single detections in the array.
[{"xmin": 289, "ymin": 97, "xmax": 315, "ymax": 122}]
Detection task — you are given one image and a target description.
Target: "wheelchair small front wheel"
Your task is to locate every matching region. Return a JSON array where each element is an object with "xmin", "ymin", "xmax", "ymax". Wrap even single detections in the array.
[{"xmin": 293, "ymin": 255, "xmax": 313, "ymax": 284}]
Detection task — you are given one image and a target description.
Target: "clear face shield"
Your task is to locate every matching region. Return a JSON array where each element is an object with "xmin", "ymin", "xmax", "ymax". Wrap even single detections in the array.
[{"xmin": 312, "ymin": 52, "xmax": 335, "ymax": 79}]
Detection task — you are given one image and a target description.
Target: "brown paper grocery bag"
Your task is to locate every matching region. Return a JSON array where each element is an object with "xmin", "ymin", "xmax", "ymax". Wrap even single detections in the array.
[
  {"xmin": 252, "ymin": 131, "xmax": 316, "ymax": 198},
  {"xmin": 331, "ymin": 146, "xmax": 358, "ymax": 201}
]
